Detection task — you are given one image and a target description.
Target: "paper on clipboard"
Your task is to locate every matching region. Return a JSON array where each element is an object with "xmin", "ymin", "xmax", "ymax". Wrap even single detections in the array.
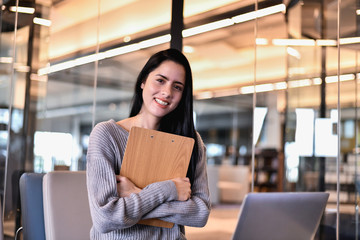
[{"xmin": 120, "ymin": 127, "xmax": 195, "ymax": 228}]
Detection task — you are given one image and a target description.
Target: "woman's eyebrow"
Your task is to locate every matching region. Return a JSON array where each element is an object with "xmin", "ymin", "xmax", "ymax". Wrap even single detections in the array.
[
  {"xmin": 156, "ymin": 74, "xmax": 184, "ymax": 85},
  {"xmin": 155, "ymin": 74, "xmax": 168, "ymax": 79}
]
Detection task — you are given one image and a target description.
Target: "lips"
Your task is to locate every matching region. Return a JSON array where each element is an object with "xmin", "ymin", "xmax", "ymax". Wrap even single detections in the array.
[{"xmin": 155, "ymin": 98, "xmax": 169, "ymax": 106}]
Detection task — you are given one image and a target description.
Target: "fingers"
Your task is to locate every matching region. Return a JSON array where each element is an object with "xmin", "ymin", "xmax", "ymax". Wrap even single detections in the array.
[
  {"xmin": 173, "ymin": 177, "xmax": 190, "ymax": 183},
  {"xmin": 116, "ymin": 175, "xmax": 128, "ymax": 183},
  {"xmin": 171, "ymin": 177, "xmax": 192, "ymax": 201},
  {"xmin": 116, "ymin": 175, "xmax": 122, "ymax": 182}
]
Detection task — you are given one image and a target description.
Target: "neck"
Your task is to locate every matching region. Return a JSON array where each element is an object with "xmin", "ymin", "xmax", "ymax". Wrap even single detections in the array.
[{"xmin": 132, "ymin": 113, "xmax": 160, "ymax": 130}]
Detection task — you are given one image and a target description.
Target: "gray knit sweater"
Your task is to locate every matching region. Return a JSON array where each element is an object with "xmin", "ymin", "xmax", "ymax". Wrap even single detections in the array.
[{"xmin": 86, "ymin": 119, "xmax": 211, "ymax": 239}]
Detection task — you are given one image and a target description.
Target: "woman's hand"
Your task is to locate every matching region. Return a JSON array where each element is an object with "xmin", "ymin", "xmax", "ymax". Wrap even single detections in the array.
[
  {"xmin": 171, "ymin": 177, "xmax": 191, "ymax": 201},
  {"xmin": 116, "ymin": 175, "xmax": 141, "ymax": 198}
]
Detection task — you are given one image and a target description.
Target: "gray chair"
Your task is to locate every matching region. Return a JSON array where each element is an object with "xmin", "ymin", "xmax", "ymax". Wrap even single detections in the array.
[
  {"xmin": 42, "ymin": 171, "xmax": 92, "ymax": 240},
  {"xmin": 18, "ymin": 173, "xmax": 46, "ymax": 240}
]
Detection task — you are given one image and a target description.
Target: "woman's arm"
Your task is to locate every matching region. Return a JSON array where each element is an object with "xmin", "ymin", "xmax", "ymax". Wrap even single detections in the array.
[
  {"xmin": 140, "ymin": 134, "xmax": 211, "ymax": 227},
  {"xmin": 86, "ymin": 122, "xmax": 178, "ymax": 233}
]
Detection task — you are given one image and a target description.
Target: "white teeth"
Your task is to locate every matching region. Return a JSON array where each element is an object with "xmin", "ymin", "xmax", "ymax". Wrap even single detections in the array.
[{"xmin": 155, "ymin": 98, "xmax": 169, "ymax": 106}]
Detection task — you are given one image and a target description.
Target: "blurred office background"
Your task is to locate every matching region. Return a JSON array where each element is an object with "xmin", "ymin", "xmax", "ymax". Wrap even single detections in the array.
[{"xmin": 0, "ymin": 0, "xmax": 360, "ymax": 239}]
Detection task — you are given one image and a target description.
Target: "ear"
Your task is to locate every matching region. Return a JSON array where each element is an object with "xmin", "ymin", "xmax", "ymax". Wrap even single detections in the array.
[{"xmin": 141, "ymin": 82, "xmax": 145, "ymax": 89}]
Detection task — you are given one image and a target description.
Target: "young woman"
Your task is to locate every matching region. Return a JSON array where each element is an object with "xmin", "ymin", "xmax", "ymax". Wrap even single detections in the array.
[{"xmin": 86, "ymin": 49, "xmax": 210, "ymax": 239}]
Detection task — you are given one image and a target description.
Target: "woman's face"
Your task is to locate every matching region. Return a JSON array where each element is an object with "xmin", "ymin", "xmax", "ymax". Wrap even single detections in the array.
[{"xmin": 140, "ymin": 60, "xmax": 186, "ymax": 120}]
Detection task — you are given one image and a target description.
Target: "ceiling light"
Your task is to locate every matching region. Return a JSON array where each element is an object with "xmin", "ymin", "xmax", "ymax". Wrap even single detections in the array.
[
  {"xmin": 74, "ymin": 53, "xmax": 106, "ymax": 66},
  {"xmin": 0, "ymin": 57, "xmax": 13, "ymax": 63},
  {"xmin": 325, "ymin": 74, "xmax": 355, "ymax": 83},
  {"xmin": 232, "ymin": 4, "xmax": 286, "ymax": 23},
  {"xmin": 256, "ymin": 83, "xmax": 274, "ymax": 92},
  {"xmin": 340, "ymin": 37, "xmax": 360, "ymax": 45},
  {"xmin": 183, "ymin": 19, "xmax": 234, "ymax": 37},
  {"xmin": 287, "ymin": 47, "xmax": 301, "ymax": 59},
  {"xmin": 256, "ymin": 38, "xmax": 268, "ymax": 45},
  {"xmin": 316, "ymin": 39, "xmax": 337, "ymax": 46},
  {"xmin": 47, "ymin": 61, "xmax": 75, "ymax": 74},
  {"xmin": 104, "ymin": 44, "xmax": 140, "ymax": 58},
  {"xmin": 123, "ymin": 36, "xmax": 131, "ymax": 42},
  {"xmin": 9, "ymin": 6, "xmax": 35, "ymax": 14},
  {"xmin": 240, "ymin": 85, "xmax": 255, "ymax": 94},
  {"xmin": 272, "ymin": 39, "xmax": 315, "ymax": 46},
  {"xmin": 340, "ymin": 74, "xmax": 355, "ymax": 81},
  {"xmin": 274, "ymin": 82, "xmax": 287, "ymax": 90},
  {"xmin": 356, "ymin": 9, "xmax": 360, "ymax": 15},
  {"xmin": 138, "ymin": 34, "xmax": 171, "ymax": 48},
  {"xmin": 288, "ymin": 79, "xmax": 312, "ymax": 88},
  {"xmin": 312, "ymin": 78, "xmax": 322, "ymax": 85},
  {"xmin": 183, "ymin": 46, "xmax": 194, "ymax": 53},
  {"xmin": 38, "ymin": 34, "xmax": 171, "ymax": 75},
  {"xmin": 240, "ymin": 83, "xmax": 275, "ymax": 94},
  {"xmin": 325, "ymin": 76, "xmax": 338, "ymax": 83},
  {"xmin": 33, "ymin": 17, "xmax": 52, "ymax": 27}
]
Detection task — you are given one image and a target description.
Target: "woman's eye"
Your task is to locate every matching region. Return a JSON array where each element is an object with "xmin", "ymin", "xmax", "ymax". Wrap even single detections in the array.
[
  {"xmin": 174, "ymin": 85, "xmax": 183, "ymax": 91},
  {"xmin": 156, "ymin": 79, "xmax": 164, "ymax": 83}
]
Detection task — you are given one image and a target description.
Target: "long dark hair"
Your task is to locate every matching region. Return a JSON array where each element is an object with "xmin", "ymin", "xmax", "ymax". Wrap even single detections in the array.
[{"xmin": 129, "ymin": 48, "xmax": 199, "ymax": 184}]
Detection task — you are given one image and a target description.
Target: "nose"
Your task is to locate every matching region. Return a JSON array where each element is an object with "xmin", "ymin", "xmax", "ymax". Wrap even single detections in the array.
[{"xmin": 161, "ymin": 84, "xmax": 172, "ymax": 98}]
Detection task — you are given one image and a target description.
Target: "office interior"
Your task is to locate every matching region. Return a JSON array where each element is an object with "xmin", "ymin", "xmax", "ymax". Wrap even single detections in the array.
[{"xmin": 0, "ymin": 0, "xmax": 359, "ymax": 239}]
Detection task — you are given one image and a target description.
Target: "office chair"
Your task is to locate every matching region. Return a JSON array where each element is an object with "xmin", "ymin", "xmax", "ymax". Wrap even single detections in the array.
[
  {"xmin": 42, "ymin": 171, "xmax": 92, "ymax": 240},
  {"xmin": 18, "ymin": 173, "xmax": 46, "ymax": 240}
]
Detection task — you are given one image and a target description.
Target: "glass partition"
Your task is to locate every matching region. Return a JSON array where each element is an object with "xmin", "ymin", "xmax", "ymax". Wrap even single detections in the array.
[
  {"xmin": 183, "ymin": 1, "xmax": 257, "ymax": 213},
  {"xmin": 0, "ymin": 2, "xmax": 30, "ymax": 236},
  {"xmin": 254, "ymin": 1, "xmax": 287, "ymax": 193},
  {"xmin": 35, "ymin": 0, "xmax": 172, "ymax": 173},
  {"xmin": 182, "ymin": 1, "xmax": 259, "ymax": 238},
  {"xmin": 0, "ymin": 0, "xmax": 53, "ymax": 236},
  {"xmin": 339, "ymin": 0, "xmax": 360, "ymax": 239}
]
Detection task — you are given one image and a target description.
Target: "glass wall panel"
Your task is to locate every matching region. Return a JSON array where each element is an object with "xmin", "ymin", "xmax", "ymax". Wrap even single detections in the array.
[
  {"xmin": 339, "ymin": 0, "xmax": 360, "ymax": 238},
  {"xmin": 36, "ymin": 0, "xmax": 172, "ymax": 173},
  {"xmin": 0, "ymin": 0, "xmax": 52, "ymax": 237},
  {"xmin": 0, "ymin": 3, "xmax": 29, "ymax": 237},
  {"xmin": 254, "ymin": 1, "xmax": 287, "ymax": 193},
  {"xmin": 183, "ymin": 1, "xmax": 257, "ymax": 238}
]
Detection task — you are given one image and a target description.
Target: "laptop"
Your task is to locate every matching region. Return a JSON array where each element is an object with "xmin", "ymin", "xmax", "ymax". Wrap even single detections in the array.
[{"xmin": 232, "ymin": 192, "xmax": 329, "ymax": 240}]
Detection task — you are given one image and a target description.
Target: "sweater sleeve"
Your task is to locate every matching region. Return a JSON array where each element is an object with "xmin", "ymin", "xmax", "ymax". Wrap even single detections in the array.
[
  {"xmin": 141, "ymin": 133, "xmax": 211, "ymax": 227},
  {"xmin": 86, "ymin": 122, "xmax": 178, "ymax": 233}
]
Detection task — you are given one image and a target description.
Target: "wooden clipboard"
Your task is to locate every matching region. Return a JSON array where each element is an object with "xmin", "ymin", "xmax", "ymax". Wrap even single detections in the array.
[{"xmin": 120, "ymin": 127, "xmax": 195, "ymax": 228}]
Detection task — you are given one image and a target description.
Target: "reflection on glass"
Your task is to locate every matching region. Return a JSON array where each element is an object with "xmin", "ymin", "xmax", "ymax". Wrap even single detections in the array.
[
  {"xmin": 295, "ymin": 108, "xmax": 314, "ymax": 157},
  {"xmin": 34, "ymin": 132, "xmax": 74, "ymax": 172},
  {"xmin": 314, "ymin": 118, "xmax": 337, "ymax": 157},
  {"xmin": 253, "ymin": 107, "xmax": 267, "ymax": 145}
]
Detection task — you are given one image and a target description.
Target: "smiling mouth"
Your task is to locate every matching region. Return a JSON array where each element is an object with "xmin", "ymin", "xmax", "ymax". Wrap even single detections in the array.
[{"xmin": 155, "ymin": 98, "xmax": 169, "ymax": 106}]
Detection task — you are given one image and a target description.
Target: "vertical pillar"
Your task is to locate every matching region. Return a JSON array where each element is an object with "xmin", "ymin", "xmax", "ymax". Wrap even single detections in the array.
[
  {"xmin": 170, "ymin": 0, "xmax": 184, "ymax": 51},
  {"xmin": 318, "ymin": 0, "xmax": 327, "ymax": 192}
]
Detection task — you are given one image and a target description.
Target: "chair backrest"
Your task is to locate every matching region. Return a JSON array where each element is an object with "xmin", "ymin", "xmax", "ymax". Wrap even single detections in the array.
[
  {"xmin": 19, "ymin": 173, "xmax": 46, "ymax": 240},
  {"xmin": 42, "ymin": 171, "xmax": 92, "ymax": 240}
]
